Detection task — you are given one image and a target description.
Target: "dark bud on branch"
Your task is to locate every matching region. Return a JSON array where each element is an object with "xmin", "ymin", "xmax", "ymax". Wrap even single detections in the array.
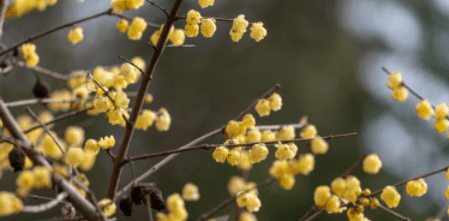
[
  {"xmin": 33, "ymin": 78, "xmax": 51, "ymax": 99},
  {"xmin": 8, "ymin": 146, "xmax": 26, "ymax": 172},
  {"xmin": 119, "ymin": 197, "xmax": 133, "ymax": 217}
]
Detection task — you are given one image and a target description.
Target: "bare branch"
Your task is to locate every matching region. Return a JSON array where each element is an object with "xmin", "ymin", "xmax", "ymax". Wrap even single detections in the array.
[
  {"xmin": 22, "ymin": 192, "xmax": 68, "ymax": 213},
  {"xmin": 14, "ymin": 60, "xmax": 70, "ymax": 80},
  {"xmin": 0, "ymin": 0, "xmax": 9, "ymax": 40},
  {"xmin": 377, "ymin": 203, "xmax": 411, "ymax": 221},
  {"xmin": 146, "ymin": 0, "xmax": 169, "ymax": 15}
]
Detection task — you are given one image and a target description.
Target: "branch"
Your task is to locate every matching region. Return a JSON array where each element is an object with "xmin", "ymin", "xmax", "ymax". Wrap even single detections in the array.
[
  {"xmin": 14, "ymin": 60, "xmax": 70, "ymax": 81},
  {"xmin": 0, "ymin": 0, "xmax": 8, "ymax": 40},
  {"xmin": 176, "ymin": 16, "xmax": 233, "ymax": 23},
  {"xmin": 118, "ymin": 55, "xmax": 144, "ymax": 74},
  {"xmin": 105, "ymin": 0, "xmax": 185, "ymax": 200},
  {"xmin": 5, "ymin": 98, "xmax": 81, "ymax": 108},
  {"xmin": 235, "ymin": 84, "xmax": 280, "ymax": 121},
  {"xmin": 340, "ymin": 154, "xmax": 367, "ymax": 178},
  {"xmin": 303, "ymin": 209, "xmax": 326, "ymax": 221},
  {"xmin": 298, "ymin": 206, "xmax": 318, "ymax": 221},
  {"xmin": 0, "ymin": 9, "xmax": 113, "ymax": 58},
  {"xmin": 144, "ymin": 194, "xmax": 154, "ymax": 221},
  {"xmin": 125, "ymin": 132, "xmax": 358, "ymax": 163},
  {"xmin": 165, "ymin": 44, "xmax": 196, "ymax": 48},
  {"xmin": 146, "ymin": 0, "xmax": 168, "ymax": 15},
  {"xmin": 22, "ymin": 192, "xmax": 68, "ymax": 213},
  {"xmin": 0, "ymin": 97, "xmax": 104, "ymax": 221},
  {"xmin": 25, "ymin": 107, "xmax": 65, "ymax": 154},
  {"xmin": 377, "ymin": 203, "xmax": 411, "ymax": 221}
]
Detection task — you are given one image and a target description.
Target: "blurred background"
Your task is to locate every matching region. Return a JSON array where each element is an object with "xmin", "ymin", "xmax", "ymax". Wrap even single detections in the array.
[{"xmin": 1, "ymin": 0, "xmax": 449, "ymax": 220}]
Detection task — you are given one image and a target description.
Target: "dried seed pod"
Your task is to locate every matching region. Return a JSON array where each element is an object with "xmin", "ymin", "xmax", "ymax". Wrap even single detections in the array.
[
  {"xmin": 119, "ymin": 197, "xmax": 133, "ymax": 217},
  {"xmin": 143, "ymin": 186, "xmax": 165, "ymax": 211},
  {"xmin": 33, "ymin": 78, "xmax": 51, "ymax": 99},
  {"xmin": 8, "ymin": 146, "xmax": 26, "ymax": 172},
  {"xmin": 62, "ymin": 204, "xmax": 76, "ymax": 218},
  {"xmin": 131, "ymin": 185, "xmax": 145, "ymax": 205}
]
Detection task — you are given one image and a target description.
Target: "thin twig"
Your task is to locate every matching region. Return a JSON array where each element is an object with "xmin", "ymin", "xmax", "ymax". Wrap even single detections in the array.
[
  {"xmin": 0, "ymin": 0, "xmax": 9, "ymax": 40},
  {"xmin": 298, "ymin": 206, "xmax": 318, "ymax": 221},
  {"xmin": 105, "ymin": 0, "xmax": 186, "ymax": 200},
  {"xmin": 0, "ymin": 9, "xmax": 113, "ymax": 57},
  {"xmin": 25, "ymin": 107, "xmax": 65, "ymax": 154},
  {"xmin": 434, "ymin": 203, "xmax": 449, "ymax": 220},
  {"xmin": 6, "ymin": 98, "xmax": 81, "ymax": 108},
  {"xmin": 22, "ymin": 192, "xmax": 68, "ymax": 213},
  {"xmin": 176, "ymin": 16, "xmax": 233, "ymax": 22},
  {"xmin": 124, "ymin": 132, "xmax": 358, "ymax": 163},
  {"xmin": 165, "ymin": 44, "xmax": 196, "ymax": 48},
  {"xmin": 23, "ymin": 107, "xmax": 93, "ymax": 134},
  {"xmin": 146, "ymin": 0, "xmax": 168, "ymax": 15},
  {"xmin": 369, "ymin": 166, "xmax": 449, "ymax": 197},
  {"xmin": 14, "ymin": 60, "xmax": 70, "ymax": 80},
  {"xmin": 105, "ymin": 149, "xmax": 116, "ymax": 162},
  {"xmin": 225, "ymin": 206, "xmax": 239, "ymax": 221},
  {"xmin": 303, "ymin": 209, "xmax": 326, "ymax": 221},
  {"xmin": 234, "ymin": 84, "xmax": 281, "ymax": 121},
  {"xmin": 144, "ymin": 194, "xmax": 154, "ymax": 221},
  {"xmin": 377, "ymin": 203, "xmax": 411, "ymax": 221},
  {"xmin": 341, "ymin": 154, "xmax": 367, "ymax": 178},
  {"xmin": 28, "ymin": 194, "xmax": 71, "ymax": 205},
  {"xmin": 72, "ymin": 179, "xmax": 107, "ymax": 221},
  {"xmin": 118, "ymin": 55, "xmax": 144, "ymax": 74}
]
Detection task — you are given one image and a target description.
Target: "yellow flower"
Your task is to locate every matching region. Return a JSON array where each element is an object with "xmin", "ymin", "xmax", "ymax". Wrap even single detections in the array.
[
  {"xmin": 32, "ymin": 166, "xmax": 51, "ymax": 189},
  {"xmin": 300, "ymin": 125, "xmax": 317, "ymax": 139},
  {"xmin": 227, "ymin": 148, "xmax": 241, "ymax": 166},
  {"xmin": 155, "ymin": 108, "xmax": 171, "ymax": 131},
  {"xmin": 239, "ymin": 211, "xmax": 257, "ymax": 221},
  {"xmin": 279, "ymin": 174, "xmax": 295, "ymax": 190},
  {"xmin": 144, "ymin": 94, "xmax": 153, "ymax": 104},
  {"xmin": 111, "ymin": 0, "xmax": 127, "ymax": 13},
  {"xmin": 67, "ymin": 27, "xmax": 84, "ymax": 45},
  {"xmin": 237, "ymin": 151, "xmax": 252, "ymax": 171},
  {"xmin": 276, "ymin": 126, "xmax": 295, "ymax": 140},
  {"xmin": 128, "ymin": 17, "xmax": 147, "ymax": 40},
  {"xmin": 246, "ymin": 128, "xmax": 261, "ymax": 143},
  {"xmin": 169, "ymin": 29, "xmax": 185, "ymax": 46},
  {"xmin": 268, "ymin": 92, "xmax": 282, "ymax": 111},
  {"xmin": 65, "ymin": 126, "xmax": 85, "ymax": 146},
  {"xmin": 434, "ymin": 118, "xmax": 449, "ymax": 134},
  {"xmin": 186, "ymin": 10, "xmax": 201, "ymax": 25},
  {"xmin": 330, "ymin": 177, "xmax": 346, "ymax": 197},
  {"xmin": 269, "ymin": 160, "xmax": 289, "ymax": 179},
  {"xmin": 116, "ymin": 19, "xmax": 128, "ymax": 32},
  {"xmin": 98, "ymin": 198, "xmax": 116, "ymax": 217},
  {"xmin": 362, "ymin": 154, "xmax": 382, "ymax": 174},
  {"xmin": 84, "ymin": 139, "xmax": 99, "ymax": 155},
  {"xmin": 200, "ymin": 18, "xmax": 216, "ymax": 38},
  {"xmin": 167, "ymin": 193, "xmax": 185, "ymax": 212},
  {"xmin": 16, "ymin": 170, "xmax": 35, "ymax": 190},
  {"xmin": 250, "ymin": 22, "xmax": 267, "ymax": 42},
  {"xmin": 314, "ymin": 186, "xmax": 331, "ymax": 209},
  {"xmin": 275, "ymin": 142, "xmax": 294, "ymax": 160},
  {"xmin": 79, "ymin": 151, "xmax": 96, "ymax": 171},
  {"xmin": 0, "ymin": 192, "xmax": 22, "ymax": 216},
  {"xmin": 48, "ymin": 89, "xmax": 72, "ymax": 112},
  {"xmin": 236, "ymin": 192, "xmax": 261, "ymax": 212},
  {"xmin": 255, "ymin": 99, "xmax": 270, "ymax": 117},
  {"xmin": 212, "ymin": 146, "xmax": 228, "ymax": 163},
  {"xmin": 386, "ymin": 72, "xmax": 403, "ymax": 89},
  {"xmin": 64, "ymin": 148, "xmax": 85, "ymax": 167},
  {"xmin": 136, "ymin": 109, "xmax": 157, "ymax": 131},
  {"xmin": 325, "ymin": 195, "xmax": 341, "ymax": 213},
  {"xmin": 416, "ymin": 100, "xmax": 434, "ymax": 121},
  {"xmin": 98, "ymin": 135, "xmax": 115, "ymax": 149},
  {"xmin": 406, "ymin": 178, "xmax": 427, "ymax": 197},
  {"xmin": 391, "ymin": 86, "xmax": 408, "ymax": 102},
  {"xmin": 150, "ymin": 30, "xmax": 161, "ymax": 45},
  {"xmin": 185, "ymin": 24, "xmax": 199, "ymax": 37},
  {"xmin": 380, "ymin": 186, "xmax": 401, "ymax": 208},
  {"xmin": 242, "ymin": 114, "xmax": 256, "ymax": 129},
  {"xmin": 227, "ymin": 176, "xmax": 245, "ymax": 196},
  {"xmin": 249, "ymin": 143, "xmax": 269, "ymax": 163},
  {"xmin": 198, "ymin": 0, "xmax": 214, "ymax": 8},
  {"xmin": 39, "ymin": 132, "xmax": 65, "ymax": 159},
  {"xmin": 182, "ymin": 183, "xmax": 200, "ymax": 201},
  {"xmin": 311, "ymin": 136, "xmax": 328, "ymax": 155},
  {"xmin": 21, "ymin": 43, "xmax": 40, "ymax": 67},
  {"xmin": 67, "ymin": 70, "xmax": 87, "ymax": 89},
  {"xmin": 288, "ymin": 153, "xmax": 315, "ymax": 175},
  {"xmin": 114, "ymin": 91, "xmax": 130, "ymax": 109},
  {"xmin": 370, "ymin": 198, "xmax": 379, "ymax": 209},
  {"xmin": 233, "ymin": 14, "xmax": 249, "ymax": 32},
  {"xmin": 226, "ymin": 120, "xmax": 246, "ymax": 137},
  {"xmin": 435, "ymin": 103, "xmax": 449, "ymax": 119},
  {"xmin": 230, "ymin": 28, "xmax": 244, "ymax": 42},
  {"xmin": 445, "ymin": 186, "xmax": 449, "ymax": 199},
  {"xmin": 261, "ymin": 129, "xmax": 276, "ymax": 141},
  {"xmin": 93, "ymin": 95, "xmax": 112, "ymax": 113}
]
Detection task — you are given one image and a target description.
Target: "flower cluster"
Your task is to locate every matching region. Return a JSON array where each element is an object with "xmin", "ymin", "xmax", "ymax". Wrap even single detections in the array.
[
  {"xmin": 254, "ymin": 93, "xmax": 282, "ymax": 117},
  {"xmin": 269, "ymin": 155, "xmax": 315, "ymax": 190},
  {"xmin": 198, "ymin": 0, "xmax": 214, "ymax": 9},
  {"xmin": 330, "ymin": 176, "xmax": 362, "ymax": 203},
  {"xmin": 6, "ymin": 0, "xmax": 58, "ymax": 18},
  {"xmin": 111, "ymin": 0, "xmax": 145, "ymax": 13},
  {"xmin": 225, "ymin": 114, "xmax": 256, "ymax": 138},
  {"xmin": 128, "ymin": 17, "xmax": 147, "ymax": 40},
  {"xmin": 0, "ymin": 191, "xmax": 22, "ymax": 216},
  {"xmin": 116, "ymin": 19, "xmax": 129, "ymax": 33},
  {"xmin": 387, "ymin": 72, "xmax": 408, "ymax": 102},
  {"xmin": 16, "ymin": 166, "xmax": 52, "ymax": 197},
  {"xmin": 227, "ymin": 176, "xmax": 258, "ymax": 196},
  {"xmin": 236, "ymin": 191, "xmax": 261, "ymax": 212},
  {"xmin": 314, "ymin": 185, "xmax": 344, "ymax": 213},
  {"xmin": 67, "ymin": 27, "xmax": 84, "ymax": 45},
  {"xmin": 21, "ymin": 43, "xmax": 40, "ymax": 67},
  {"xmin": 274, "ymin": 142, "xmax": 297, "ymax": 160},
  {"xmin": 300, "ymin": 124, "xmax": 330, "ymax": 155},
  {"xmin": 98, "ymin": 198, "xmax": 117, "ymax": 217},
  {"xmin": 151, "ymin": 25, "xmax": 185, "ymax": 46},
  {"xmin": 156, "ymin": 193, "xmax": 188, "ymax": 221},
  {"xmin": 230, "ymin": 15, "xmax": 249, "ymax": 42}
]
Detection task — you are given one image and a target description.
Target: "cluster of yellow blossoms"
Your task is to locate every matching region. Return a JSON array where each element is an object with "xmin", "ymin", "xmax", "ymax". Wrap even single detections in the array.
[
  {"xmin": 254, "ymin": 93, "xmax": 282, "ymax": 117},
  {"xmin": 387, "ymin": 72, "xmax": 408, "ymax": 102},
  {"xmin": 150, "ymin": 25, "xmax": 185, "ymax": 46},
  {"xmin": 115, "ymin": 17, "xmax": 148, "ymax": 40},
  {"xmin": 198, "ymin": 0, "xmax": 214, "ymax": 8},
  {"xmin": 98, "ymin": 198, "xmax": 117, "ymax": 217},
  {"xmin": 16, "ymin": 166, "xmax": 52, "ymax": 198},
  {"xmin": 111, "ymin": 0, "xmax": 145, "ymax": 13},
  {"xmin": 6, "ymin": 0, "xmax": 58, "ymax": 18},
  {"xmin": 181, "ymin": 182, "xmax": 200, "ymax": 201},
  {"xmin": 156, "ymin": 193, "xmax": 188, "ymax": 221},
  {"xmin": 236, "ymin": 190, "xmax": 262, "ymax": 213},
  {"xmin": 67, "ymin": 27, "xmax": 84, "ymax": 45},
  {"xmin": 0, "ymin": 192, "xmax": 23, "ymax": 216},
  {"xmin": 21, "ymin": 43, "xmax": 40, "ymax": 67}
]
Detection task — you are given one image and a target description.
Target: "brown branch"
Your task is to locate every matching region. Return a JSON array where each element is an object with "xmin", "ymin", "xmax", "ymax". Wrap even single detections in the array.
[
  {"xmin": 165, "ymin": 44, "xmax": 196, "ymax": 48},
  {"xmin": 234, "ymin": 84, "xmax": 281, "ymax": 121},
  {"xmin": 23, "ymin": 107, "xmax": 93, "ymax": 134},
  {"xmin": 109, "ymin": 11, "xmax": 160, "ymax": 29},
  {"xmin": 28, "ymin": 194, "xmax": 71, "ymax": 205},
  {"xmin": 225, "ymin": 206, "xmax": 239, "ymax": 221},
  {"xmin": 118, "ymin": 55, "xmax": 144, "ymax": 74},
  {"xmin": 298, "ymin": 206, "xmax": 318, "ymax": 221},
  {"xmin": 105, "ymin": 0, "xmax": 185, "ymax": 200},
  {"xmin": 434, "ymin": 203, "xmax": 449, "ymax": 220},
  {"xmin": 14, "ymin": 60, "xmax": 70, "ymax": 80},
  {"xmin": 377, "ymin": 203, "xmax": 411, "ymax": 221},
  {"xmin": 105, "ymin": 149, "xmax": 116, "ymax": 163},
  {"xmin": 22, "ymin": 192, "xmax": 68, "ymax": 213},
  {"xmin": 176, "ymin": 16, "xmax": 233, "ymax": 23},
  {"xmin": 125, "ymin": 132, "xmax": 358, "ymax": 163},
  {"xmin": 114, "ymin": 127, "xmax": 222, "ymax": 200},
  {"xmin": 303, "ymin": 209, "xmax": 326, "ymax": 221},
  {"xmin": 0, "ymin": 97, "xmax": 104, "ymax": 221},
  {"xmin": 0, "ymin": 0, "xmax": 8, "ymax": 40},
  {"xmin": 5, "ymin": 98, "xmax": 81, "ymax": 108},
  {"xmin": 146, "ymin": 0, "xmax": 168, "ymax": 15},
  {"xmin": 25, "ymin": 107, "xmax": 65, "ymax": 154},
  {"xmin": 341, "ymin": 154, "xmax": 367, "ymax": 178},
  {"xmin": 144, "ymin": 194, "xmax": 154, "ymax": 221},
  {"xmin": 196, "ymin": 178, "xmax": 275, "ymax": 221},
  {"xmin": 369, "ymin": 166, "xmax": 449, "ymax": 197},
  {"xmin": 0, "ymin": 9, "xmax": 113, "ymax": 58}
]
